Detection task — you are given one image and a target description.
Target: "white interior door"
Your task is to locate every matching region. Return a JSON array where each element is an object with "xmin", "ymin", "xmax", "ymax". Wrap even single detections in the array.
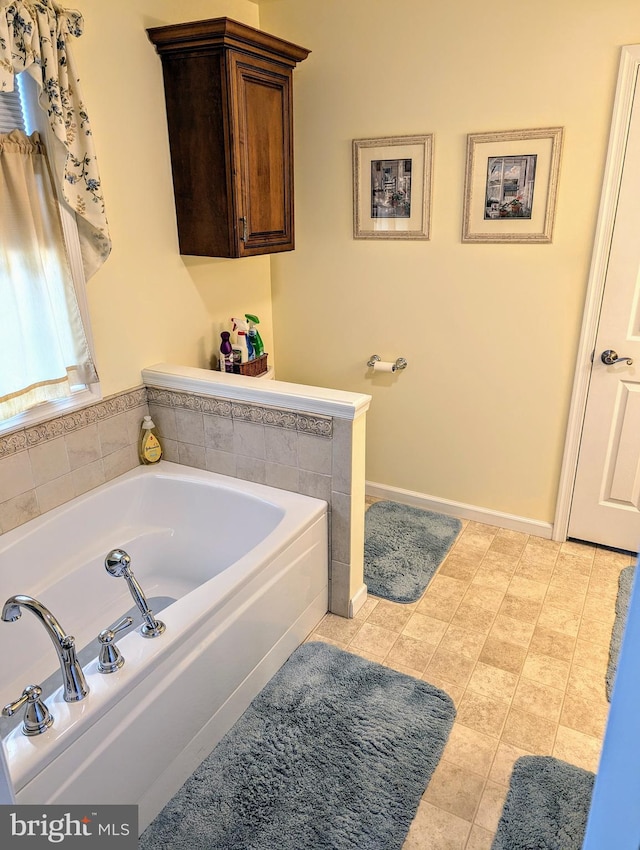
[{"xmin": 568, "ymin": 55, "xmax": 640, "ymax": 553}]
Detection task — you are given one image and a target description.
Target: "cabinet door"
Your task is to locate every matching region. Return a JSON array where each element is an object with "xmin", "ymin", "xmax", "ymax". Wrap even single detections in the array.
[{"xmin": 231, "ymin": 55, "xmax": 294, "ymax": 256}]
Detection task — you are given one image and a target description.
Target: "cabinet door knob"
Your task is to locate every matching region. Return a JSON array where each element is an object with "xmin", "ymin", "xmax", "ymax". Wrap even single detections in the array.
[{"xmin": 240, "ymin": 216, "xmax": 248, "ymax": 242}]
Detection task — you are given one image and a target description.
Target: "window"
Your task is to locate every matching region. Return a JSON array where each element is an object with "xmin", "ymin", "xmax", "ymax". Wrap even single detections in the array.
[{"xmin": 0, "ymin": 73, "xmax": 100, "ymax": 435}]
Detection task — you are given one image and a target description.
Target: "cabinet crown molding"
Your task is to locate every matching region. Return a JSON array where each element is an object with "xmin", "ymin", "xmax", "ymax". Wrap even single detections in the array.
[{"xmin": 147, "ymin": 16, "xmax": 310, "ymax": 67}]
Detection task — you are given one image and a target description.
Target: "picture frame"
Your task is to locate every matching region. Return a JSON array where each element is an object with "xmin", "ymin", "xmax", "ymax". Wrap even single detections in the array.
[
  {"xmin": 462, "ymin": 127, "xmax": 563, "ymax": 243},
  {"xmin": 352, "ymin": 134, "xmax": 433, "ymax": 240}
]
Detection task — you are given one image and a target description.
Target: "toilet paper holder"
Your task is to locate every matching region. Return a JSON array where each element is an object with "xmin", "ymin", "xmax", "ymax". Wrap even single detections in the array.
[{"xmin": 367, "ymin": 354, "xmax": 408, "ymax": 371}]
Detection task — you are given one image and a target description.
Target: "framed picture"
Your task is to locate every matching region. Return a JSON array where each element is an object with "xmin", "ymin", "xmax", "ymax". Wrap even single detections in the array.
[
  {"xmin": 462, "ymin": 127, "xmax": 563, "ymax": 243},
  {"xmin": 353, "ymin": 134, "xmax": 433, "ymax": 240}
]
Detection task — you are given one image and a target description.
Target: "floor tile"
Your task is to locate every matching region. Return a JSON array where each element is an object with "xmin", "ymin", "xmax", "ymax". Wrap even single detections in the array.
[
  {"xmin": 466, "ymin": 662, "xmax": 518, "ymax": 702},
  {"xmin": 403, "ymin": 802, "xmax": 471, "ymax": 850},
  {"xmin": 498, "ymin": 594, "xmax": 541, "ymax": 623},
  {"xmin": 366, "ymin": 599, "xmax": 414, "ymax": 631},
  {"xmin": 544, "ymin": 584, "xmax": 585, "ymax": 614},
  {"xmin": 578, "ymin": 617, "xmax": 611, "ymax": 647},
  {"xmin": 491, "ymin": 528, "xmax": 528, "ymax": 553},
  {"xmin": 439, "ymin": 555, "xmax": 479, "ymax": 583},
  {"xmin": 456, "ymin": 690, "xmax": 510, "ymax": 739},
  {"xmin": 349, "ymin": 621, "xmax": 398, "ymax": 656},
  {"xmin": 567, "ymin": 663, "xmax": 608, "ymax": 705},
  {"xmin": 305, "ymin": 631, "xmax": 344, "ymax": 648},
  {"xmin": 451, "ymin": 602, "xmax": 496, "ymax": 635},
  {"xmin": 314, "ymin": 612, "xmax": 362, "ymax": 642},
  {"xmin": 474, "ymin": 781, "xmax": 508, "ymax": 834},
  {"xmin": 549, "ymin": 570, "xmax": 590, "ymax": 594},
  {"xmin": 581, "ymin": 596, "xmax": 616, "ymax": 625},
  {"xmin": 403, "ymin": 611, "xmax": 449, "ymax": 644},
  {"xmin": 481, "ymin": 550, "xmax": 520, "ymax": 574},
  {"xmin": 386, "ymin": 633, "xmax": 436, "ymax": 673},
  {"xmin": 318, "ymin": 510, "xmax": 618, "ymax": 850},
  {"xmin": 529, "ymin": 624, "xmax": 576, "ymax": 662},
  {"xmin": 462, "ymin": 584, "xmax": 505, "ymax": 612},
  {"xmin": 471, "ymin": 566, "xmax": 512, "ymax": 592},
  {"xmin": 537, "ymin": 604, "xmax": 581, "ymax": 637},
  {"xmin": 425, "ymin": 647, "xmax": 476, "ymax": 688},
  {"xmin": 478, "ymin": 636, "xmax": 527, "ymax": 675},
  {"xmin": 347, "ymin": 644, "xmax": 385, "ymax": 664},
  {"xmin": 515, "ymin": 553, "xmax": 555, "ymax": 583},
  {"xmin": 572, "ymin": 637, "xmax": 609, "ymax": 673},
  {"xmin": 385, "ymin": 660, "xmax": 423, "ymax": 678},
  {"xmin": 442, "ymin": 723, "xmax": 500, "ymax": 778},
  {"xmin": 422, "ymin": 760, "xmax": 485, "ymax": 821},
  {"xmin": 439, "ymin": 623, "xmax": 487, "ymax": 661},
  {"xmin": 511, "ymin": 677, "xmax": 564, "ymax": 722},
  {"xmin": 521, "ymin": 651, "xmax": 570, "ymax": 690},
  {"xmin": 354, "ymin": 596, "xmax": 379, "ymax": 620},
  {"xmin": 465, "ymin": 825, "xmax": 494, "ymax": 850},
  {"xmin": 553, "ymin": 725, "xmax": 601, "ymax": 772},
  {"xmin": 415, "ymin": 593, "xmax": 461, "ymax": 622},
  {"xmin": 488, "ymin": 614, "xmax": 534, "ymax": 647},
  {"xmin": 507, "ymin": 574, "xmax": 547, "ymax": 601},
  {"xmin": 489, "ymin": 740, "xmax": 532, "ymax": 786},
  {"xmin": 421, "ymin": 670, "xmax": 465, "ymax": 707},
  {"xmin": 560, "ymin": 693, "xmax": 610, "ymax": 739},
  {"xmin": 502, "ymin": 707, "xmax": 557, "ymax": 755}
]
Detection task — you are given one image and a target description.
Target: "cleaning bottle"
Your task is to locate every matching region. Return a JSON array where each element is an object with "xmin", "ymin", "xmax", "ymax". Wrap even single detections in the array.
[
  {"xmin": 244, "ymin": 313, "xmax": 264, "ymax": 357},
  {"xmin": 219, "ymin": 331, "xmax": 234, "ymax": 372},
  {"xmin": 139, "ymin": 415, "xmax": 163, "ymax": 465},
  {"xmin": 231, "ymin": 317, "xmax": 253, "ymax": 362}
]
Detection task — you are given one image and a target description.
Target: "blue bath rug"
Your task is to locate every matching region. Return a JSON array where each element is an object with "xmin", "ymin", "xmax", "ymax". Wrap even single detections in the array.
[
  {"xmin": 492, "ymin": 756, "xmax": 595, "ymax": 850},
  {"xmin": 364, "ymin": 501, "xmax": 462, "ymax": 603},
  {"xmin": 606, "ymin": 564, "xmax": 635, "ymax": 701},
  {"xmin": 139, "ymin": 641, "xmax": 456, "ymax": 850}
]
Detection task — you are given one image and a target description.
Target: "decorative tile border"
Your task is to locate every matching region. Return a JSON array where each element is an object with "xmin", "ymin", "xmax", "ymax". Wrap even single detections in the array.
[
  {"xmin": 146, "ymin": 386, "xmax": 333, "ymax": 438},
  {"xmin": 0, "ymin": 387, "xmax": 148, "ymax": 458}
]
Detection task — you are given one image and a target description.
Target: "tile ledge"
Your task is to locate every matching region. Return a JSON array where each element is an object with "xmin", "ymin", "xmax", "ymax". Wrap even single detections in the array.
[{"xmin": 142, "ymin": 363, "xmax": 371, "ymax": 421}]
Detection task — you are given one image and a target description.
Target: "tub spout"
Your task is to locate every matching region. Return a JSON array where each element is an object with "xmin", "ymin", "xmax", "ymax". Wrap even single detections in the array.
[
  {"xmin": 105, "ymin": 549, "xmax": 166, "ymax": 638},
  {"xmin": 1, "ymin": 595, "xmax": 89, "ymax": 702}
]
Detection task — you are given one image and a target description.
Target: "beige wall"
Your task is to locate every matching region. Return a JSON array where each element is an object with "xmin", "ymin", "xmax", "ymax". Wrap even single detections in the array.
[
  {"xmin": 63, "ymin": 0, "xmax": 640, "ymax": 527},
  {"xmin": 259, "ymin": 0, "xmax": 640, "ymax": 524},
  {"xmin": 74, "ymin": 0, "xmax": 273, "ymax": 396}
]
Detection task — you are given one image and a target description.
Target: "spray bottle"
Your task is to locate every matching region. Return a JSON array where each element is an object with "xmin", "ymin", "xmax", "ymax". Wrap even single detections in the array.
[
  {"xmin": 244, "ymin": 313, "xmax": 265, "ymax": 357},
  {"xmin": 231, "ymin": 317, "xmax": 253, "ymax": 362},
  {"xmin": 219, "ymin": 331, "xmax": 234, "ymax": 372}
]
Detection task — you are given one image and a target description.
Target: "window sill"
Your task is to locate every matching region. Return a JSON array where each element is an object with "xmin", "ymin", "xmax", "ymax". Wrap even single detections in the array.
[{"xmin": 0, "ymin": 384, "xmax": 102, "ymax": 437}]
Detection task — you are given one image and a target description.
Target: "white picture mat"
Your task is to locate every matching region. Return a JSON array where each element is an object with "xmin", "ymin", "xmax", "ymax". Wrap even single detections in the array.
[{"xmin": 353, "ymin": 135, "xmax": 433, "ymax": 239}]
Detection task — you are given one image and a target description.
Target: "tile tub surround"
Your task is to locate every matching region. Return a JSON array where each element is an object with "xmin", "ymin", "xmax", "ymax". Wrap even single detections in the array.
[
  {"xmin": 0, "ymin": 366, "xmax": 370, "ymax": 619},
  {"xmin": 142, "ymin": 363, "xmax": 371, "ymax": 618},
  {"xmin": 0, "ymin": 388, "xmax": 148, "ymax": 534}
]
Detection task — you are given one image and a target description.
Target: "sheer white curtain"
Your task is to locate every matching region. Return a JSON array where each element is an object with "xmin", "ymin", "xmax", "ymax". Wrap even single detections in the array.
[{"xmin": 0, "ymin": 129, "xmax": 97, "ymax": 419}]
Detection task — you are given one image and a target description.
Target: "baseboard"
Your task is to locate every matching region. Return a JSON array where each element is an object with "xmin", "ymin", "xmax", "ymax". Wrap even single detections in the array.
[
  {"xmin": 349, "ymin": 583, "xmax": 368, "ymax": 618},
  {"xmin": 365, "ymin": 481, "xmax": 554, "ymax": 539}
]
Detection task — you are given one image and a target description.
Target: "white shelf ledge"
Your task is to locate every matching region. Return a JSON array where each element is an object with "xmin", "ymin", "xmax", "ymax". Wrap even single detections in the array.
[{"xmin": 142, "ymin": 363, "xmax": 371, "ymax": 421}]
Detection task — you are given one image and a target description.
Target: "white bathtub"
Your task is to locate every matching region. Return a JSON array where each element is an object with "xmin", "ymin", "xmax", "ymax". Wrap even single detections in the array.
[{"xmin": 0, "ymin": 461, "xmax": 328, "ymax": 829}]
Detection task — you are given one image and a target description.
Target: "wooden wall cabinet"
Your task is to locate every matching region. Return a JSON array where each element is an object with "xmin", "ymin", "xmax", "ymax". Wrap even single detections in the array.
[{"xmin": 147, "ymin": 18, "xmax": 310, "ymax": 258}]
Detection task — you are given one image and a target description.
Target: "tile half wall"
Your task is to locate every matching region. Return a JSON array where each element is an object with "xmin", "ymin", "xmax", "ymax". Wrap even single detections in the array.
[{"xmin": 0, "ymin": 383, "xmax": 367, "ymax": 618}]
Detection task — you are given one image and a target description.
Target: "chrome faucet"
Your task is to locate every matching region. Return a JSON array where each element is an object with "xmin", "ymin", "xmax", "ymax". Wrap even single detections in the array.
[
  {"xmin": 105, "ymin": 549, "xmax": 166, "ymax": 638},
  {"xmin": 1, "ymin": 595, "xmax": 89, "ymax": 702}
]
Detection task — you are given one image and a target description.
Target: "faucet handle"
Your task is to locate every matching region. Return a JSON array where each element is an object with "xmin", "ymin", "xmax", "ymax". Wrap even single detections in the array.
[
  {"xmin": 97, "ymin": 616, "xmax": 133, "ymax": 673},
  {"xmin": 3, "ymin": 684, "xmax": 54, "ymax": 736}
]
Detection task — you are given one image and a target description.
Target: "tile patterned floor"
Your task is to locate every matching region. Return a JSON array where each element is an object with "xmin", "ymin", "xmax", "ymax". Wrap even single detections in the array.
[{"xmin": 307, "ymin": 510, "xmax": 635, "ymax": 850}]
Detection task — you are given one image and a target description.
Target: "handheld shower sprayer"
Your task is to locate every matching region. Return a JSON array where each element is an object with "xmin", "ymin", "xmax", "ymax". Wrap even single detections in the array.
[{"xmin": 104, "ymin": 549, "xmax": 166, "ymax": 638}]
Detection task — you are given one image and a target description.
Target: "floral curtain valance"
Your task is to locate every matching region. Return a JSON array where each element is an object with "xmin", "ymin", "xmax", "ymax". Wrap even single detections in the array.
[{"xmin": 0, "ymin": 0, "xmax": 110, "ymax": 279}]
